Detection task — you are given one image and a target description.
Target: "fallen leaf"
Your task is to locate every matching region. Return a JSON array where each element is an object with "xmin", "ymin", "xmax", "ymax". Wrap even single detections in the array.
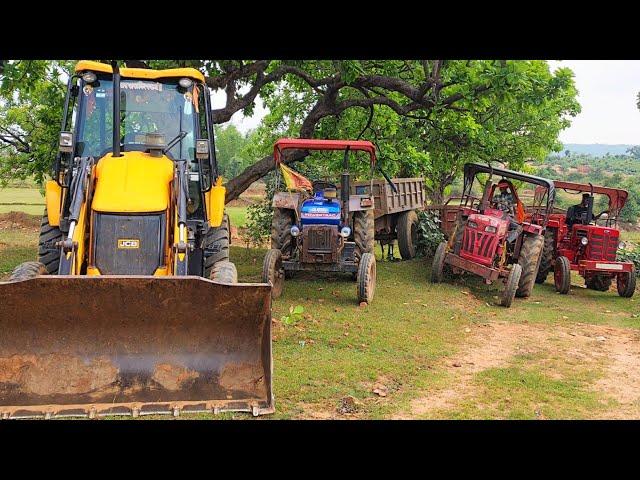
[
  {"xmin": 562, "ymin": 316, "xmax": 569, "ymax": 320},
  {"xmin": 596, "ymin": 336, "xmax": 606, "ymax": 342},
  {"xmin": 452, "ymin": 362, "xmax": 462, "ymax": 367},
  {"xmin": 461, "ymin": 291, "xmax": 469, "ymax": 295},
  {"xmin": 343, "ymin": 332, "xmax": 349, "ymax": 336},
  {"xmin": 464, "ymin": 327, "xmax": 471, "ymax": 333},
  {"xmin": 604, "ymin": 310, "xmax": 612, "ymax": 314}
]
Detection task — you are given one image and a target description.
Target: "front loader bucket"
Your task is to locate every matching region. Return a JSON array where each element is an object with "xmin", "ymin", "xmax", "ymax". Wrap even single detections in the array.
[{"xmin": 0, "ymin": 276, "xmax": 273, "ymax": 419}]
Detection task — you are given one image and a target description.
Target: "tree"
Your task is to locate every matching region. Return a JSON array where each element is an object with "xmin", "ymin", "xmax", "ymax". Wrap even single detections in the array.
[{"xmin": 1, "ymin": 60, "xmax": 580, "ymax": 204}]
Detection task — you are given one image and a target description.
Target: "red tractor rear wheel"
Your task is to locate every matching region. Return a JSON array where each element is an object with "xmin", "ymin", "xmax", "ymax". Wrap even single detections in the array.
[
  {"xmin": 554, "ymin": 256, "xmax": 571, "ymax": 294},
  {"xmin": 617, "ymin": 268, "xmax": 636, "ymax": 298}
]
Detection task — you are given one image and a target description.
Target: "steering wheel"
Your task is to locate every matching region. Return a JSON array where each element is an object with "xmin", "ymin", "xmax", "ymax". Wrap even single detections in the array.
[
  {"xmin": 593, "ymin": 210, "xmax": 610, "ymax": 224},
  {"xmin": 312, "ymin": 180, "xmax": 338, "ymax": 192}
]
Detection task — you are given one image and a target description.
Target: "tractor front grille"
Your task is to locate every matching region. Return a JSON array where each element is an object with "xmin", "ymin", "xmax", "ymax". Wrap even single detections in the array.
[
  {"xmin": 301, "ymin": 226, "xmax": 340, "ymax": 264},
  {"xmin": 588, "ymin": 232, "xmax": 618, "ymax": 261},
  {"xmin": 308, "ymin": 228, "xmax": 333, "ymax": 252},
  {"xmin": 461, "ymin": 229, "xmax": 497, "ymax": 266}
]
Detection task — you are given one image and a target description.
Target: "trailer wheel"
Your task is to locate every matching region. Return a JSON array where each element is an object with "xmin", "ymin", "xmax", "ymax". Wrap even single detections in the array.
[
  {"xmin": 430, "ymin": 241, "xmax": 448, "ymax": 283},
  {"xmin": 585, "ymin": 274, "xmax": 612, "ymax": 292},
  {"xmin": 353, "ymin": 210, "xmax": 375, "ymax": 263},
  {"xmin": 209, "ymin": 260, "xmax": 238, "ymax": 284},
  {"xmin": 38, "ymin": 206, "xmax": 63, "ymax": 275},
  {"xmin": 617, "ymin": 268, "xmax": 636, "ymax": 298},
  {"xmin": 397, "ymin": 210, "xmax": 419, "ymax": 260},
  {"xmin": 554, "ymin": 256, "xmax": 571, "ymax": 294},
  {"xmin": 500, "ymin": 263, "xmax": 522, "ymax": 308},
  {"xmin": 271, "ymin": 208, "xmax": 294, "ymax": 252},
  {"xmin": 535, "ymin": 228, "xmax": 556, "ymax": 284},
  {"xmin": 9, "ymin": 261, "xmax": 48, "ymax": 282},
  {"xmin": 357, "ymin": 252, "xmax": 376, "ymax": 304},
  {"xmin": 516, "ymin": 233, "xmax": 544, "ymax": 298},
  {"xmin": 204, "ymin": 214, "xmax": 230, "ymax": 279},
  {"xmin": 262, "ymin": 248, "xmax": 285, "ymax": 299}
]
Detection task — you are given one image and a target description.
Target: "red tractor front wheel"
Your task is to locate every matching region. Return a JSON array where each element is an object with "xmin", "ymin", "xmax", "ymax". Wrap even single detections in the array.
[
  {"xmin": 617, "ymin": 268, "xmax": 636, "ymax": 298},
  {"xmin": 554, "ymin": 256, "xmax": 571, "ymax": 295}
]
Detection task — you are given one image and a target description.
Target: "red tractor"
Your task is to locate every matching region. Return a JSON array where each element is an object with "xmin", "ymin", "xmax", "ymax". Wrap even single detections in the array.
[
  {"xmin": 532, "ymin": 181, "xmax": 636, "ymax": 298},
  {"xmin": 430, "ymin": 163, "xmax": 555, "ymax": 307}
]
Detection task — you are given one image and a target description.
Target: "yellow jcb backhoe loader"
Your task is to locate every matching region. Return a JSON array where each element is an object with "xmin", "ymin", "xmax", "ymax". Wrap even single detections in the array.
[{"xmin": 0, "ymin": 61, "xmax": 273, "ymax": 418}]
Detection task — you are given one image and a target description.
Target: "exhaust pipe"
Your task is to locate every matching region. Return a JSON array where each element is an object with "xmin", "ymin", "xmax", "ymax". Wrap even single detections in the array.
[
  {"xmin": 111, "ymin": 61, "xmax": 121, "ymax": 157},
  {"xmin": 341, "ymin": 147, "xmax": 351, "ymax": 226}
]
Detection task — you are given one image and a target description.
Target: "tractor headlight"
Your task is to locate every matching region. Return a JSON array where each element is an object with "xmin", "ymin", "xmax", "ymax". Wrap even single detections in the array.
[
  {"xmin": 618, "ymin": 241, "xmax": 626, "ymax": 250},
  {"xmin": 290, "ymin": 225, "xmax": 300, "ymax": 237},
  {"xmin": 467, "ymin": 220, "xmax": 478, "ymax": 229},
  {"xmin": 340, "ymin": 226, "xmax": 351, "ymax": 238},
  {"xmin": 581, "ymin": 237, "xmax": 588, "ymax": 246},
  {"xmin": 485, "ymin": 225, "xmax": 497, "ymax": 233},
  {"xmin": 81, "ymin": 71, "xmax": 97, "ymax": 84}
]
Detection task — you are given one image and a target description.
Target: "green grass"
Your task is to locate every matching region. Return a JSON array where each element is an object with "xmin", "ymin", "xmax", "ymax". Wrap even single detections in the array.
[
  {"xmin": 226, "ymin": 206, "xmax": 248, "ymax": 228},
  {"xmin": 1, "ymin": 224, "xmax": 639, "ymax": 419}
]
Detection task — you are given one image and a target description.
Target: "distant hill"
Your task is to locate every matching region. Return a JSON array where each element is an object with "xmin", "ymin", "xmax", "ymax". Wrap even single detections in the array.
[{"xmin": 554, "ymin": 144, "xmax": 636, "ymax": 157}]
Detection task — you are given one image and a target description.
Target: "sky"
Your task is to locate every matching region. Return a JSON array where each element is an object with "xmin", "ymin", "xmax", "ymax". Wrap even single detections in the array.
[{"xmin": 215, "ymin": 61, "xmax": 640, "ymax": 145}]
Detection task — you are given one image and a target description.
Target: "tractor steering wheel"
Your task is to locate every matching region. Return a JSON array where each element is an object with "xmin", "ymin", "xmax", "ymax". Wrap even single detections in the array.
[{"xmin": 312, "ymin": 180, "xmax": 338, "ymax": 192}]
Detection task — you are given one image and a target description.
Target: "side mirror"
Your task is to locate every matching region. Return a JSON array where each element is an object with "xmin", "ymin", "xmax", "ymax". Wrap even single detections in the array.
[
  {"xmin": 59, "ymin": 131, "xmax": 73, "ymax": 154},
  {"xmin": 196, "ymin": 139, "xmax": 209, "ymax": 160}
]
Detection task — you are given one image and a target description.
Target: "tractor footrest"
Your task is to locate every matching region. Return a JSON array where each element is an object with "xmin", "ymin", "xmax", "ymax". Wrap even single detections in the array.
[{"xmin": 445, "ymin": 252, "xmax": 501, "ymax": 281}]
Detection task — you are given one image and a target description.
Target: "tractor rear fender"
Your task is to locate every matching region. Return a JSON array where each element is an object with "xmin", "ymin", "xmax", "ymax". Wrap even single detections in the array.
[
  {"xmin": 272, "ymin": 191, "xmax": 300, "ymax": 211},
  {"xmin": 349, "ymin": 195, "xmax": 375, "ymax": 212}
]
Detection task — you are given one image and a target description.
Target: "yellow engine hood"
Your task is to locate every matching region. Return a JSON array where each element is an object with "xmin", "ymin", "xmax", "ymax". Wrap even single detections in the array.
[{"xmin": 92, "ymin": 152, "xmax": 174, "ymax": 213}]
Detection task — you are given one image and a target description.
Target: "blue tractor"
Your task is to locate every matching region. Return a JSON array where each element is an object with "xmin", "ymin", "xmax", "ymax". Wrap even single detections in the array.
[{"xmin": 262, "ymin": 138, "xmax": 380, "ymax": 304}]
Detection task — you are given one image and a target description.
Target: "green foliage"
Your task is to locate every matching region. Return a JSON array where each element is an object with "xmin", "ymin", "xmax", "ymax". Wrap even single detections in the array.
[
  {"xmin": 281, "ymin": 305, "xmax": 304, "ymax": 325},
  {"xmin": 415, "ymin": 210, "xmax": 445, "ymax": 258},
  {"xmin": 214, "ymin": 124, "xmax": 258, "ymax": 179},
  {"xmin": 0, "ymin": 60, "xmax": 74, "ymax": 186},
  {"xmin": 617, "ymin": 249, "xmax": 640, "ymax": 277},
  {"xmin": 536, "ymin": 152, "xmax": 640, "ymax": 225},
  {"xmin": 244, "ymin": 173, "xmax": 277, "ymax": 246}
]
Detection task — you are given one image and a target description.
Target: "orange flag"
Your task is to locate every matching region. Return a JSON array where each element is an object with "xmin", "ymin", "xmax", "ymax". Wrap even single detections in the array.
[{"xmin": 279, "ymin": 163, "xmax": 312, "ymax": 192}]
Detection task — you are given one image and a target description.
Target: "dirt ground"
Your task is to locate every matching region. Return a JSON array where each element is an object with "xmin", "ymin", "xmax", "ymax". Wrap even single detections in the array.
[{"xmin": 393, "ymin": 320, "xmax": 640, "ymax": 419}]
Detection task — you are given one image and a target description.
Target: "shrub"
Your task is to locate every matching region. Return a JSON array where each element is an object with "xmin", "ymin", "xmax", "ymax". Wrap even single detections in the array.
[{"xmin": 415, "ymin": 210, "xmax": 445, "ymax": 258}]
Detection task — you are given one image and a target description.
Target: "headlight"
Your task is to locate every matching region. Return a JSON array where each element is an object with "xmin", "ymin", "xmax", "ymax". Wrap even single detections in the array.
[
  {"xmin": 179, "ymin": 77, "xmax": 193, "ymax": 89},
  {"xmin": 340, "ymin": 226, "xmax": 351, "ymax": 238},
  {"xmin": 290, "ymin": 225, "xmax": 300, "ymax": 237},
  {"xmin": 82, "ymin": 71, "xmax": 97, "ymax": 84},
  {"xmin": 485, "ymin": 225, "xmax": 497, "ymax": 233},
  {"xmin": 619, "ymin": 241, "xmax": 626, "ymax": 250},
  {"xmin": 467, "ymin": 221, "xmax": 478, "ymax": 229},
  {"xmin": 580, "ymin": 237, "xmax": 588, "ymax": 246}
]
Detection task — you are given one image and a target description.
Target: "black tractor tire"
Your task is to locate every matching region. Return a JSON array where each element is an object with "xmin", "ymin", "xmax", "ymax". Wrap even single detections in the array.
[
  {"xmin": 535, "ymin": 228, "xmax": 556, "ymax": 284},
  {"xmin": 203, "ymin": 214, "xmax": 230, "ymax": 279},
  {"xmin": 357, "ymin": 252, "xmax": 376, "ymax": 304},
  {"xmin": 271, "ymin": 208, "xmax": 294, "ymax": 252},
  {"xmin": 38, "ymin": 206, "xmax": 63, "ymax": 275},
  {"xmin": 586, "ymin": 274, "xmax": 613, "ymax": 292},
  {"xmin": 430, "ymin": 241, "xmax": 448, "ymax": 283},
  {"xmin": 262, "ymin": 248, "xmax": 285, "ymax": 299},
  {"xmin": 9, "ymin": 261, "xmax": 48, "ymax": 282},
  {"xmin": 500, "ymin": 263, "xmax": 522, "ymax": 308},
  {"xmin": 353, "ymin": 210, "xmax": 375, "ymax": 263},
  {"xmin": 554, "ymin": 256, "xmax": 571, "ymax": 295},
  {"xmin": 516, "ymin": 233, "xmax": 544, "ymax": 298},
  {"xmin": 397, "ymin": 210, "xmax": 419, "ymax": 260},
  {"xmin": 209, "ymin": 260, "xmax": 238, "ymax": 284},
  {"xmin": 617, "ymin": 268, "xmax": 636, "ymax": 298}
]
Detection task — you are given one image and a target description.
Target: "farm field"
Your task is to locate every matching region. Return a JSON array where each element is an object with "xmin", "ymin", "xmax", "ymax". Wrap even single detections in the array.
[{"xmin": 0, "ymin": 204, "xmax": 639, "ymax": 420}]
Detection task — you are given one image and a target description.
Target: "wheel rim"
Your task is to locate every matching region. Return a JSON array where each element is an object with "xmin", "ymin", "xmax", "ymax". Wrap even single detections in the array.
[
  {"xmin": 271, "ymin": 255, "xmax": 284, "ymax": 297},
  {"xmin": 618, "ymin": 273, "xmax": 628, "ymax": 292},
  {"xmin": 554, "ymin": 262, "xmax": 563, "ymax": 287}
]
